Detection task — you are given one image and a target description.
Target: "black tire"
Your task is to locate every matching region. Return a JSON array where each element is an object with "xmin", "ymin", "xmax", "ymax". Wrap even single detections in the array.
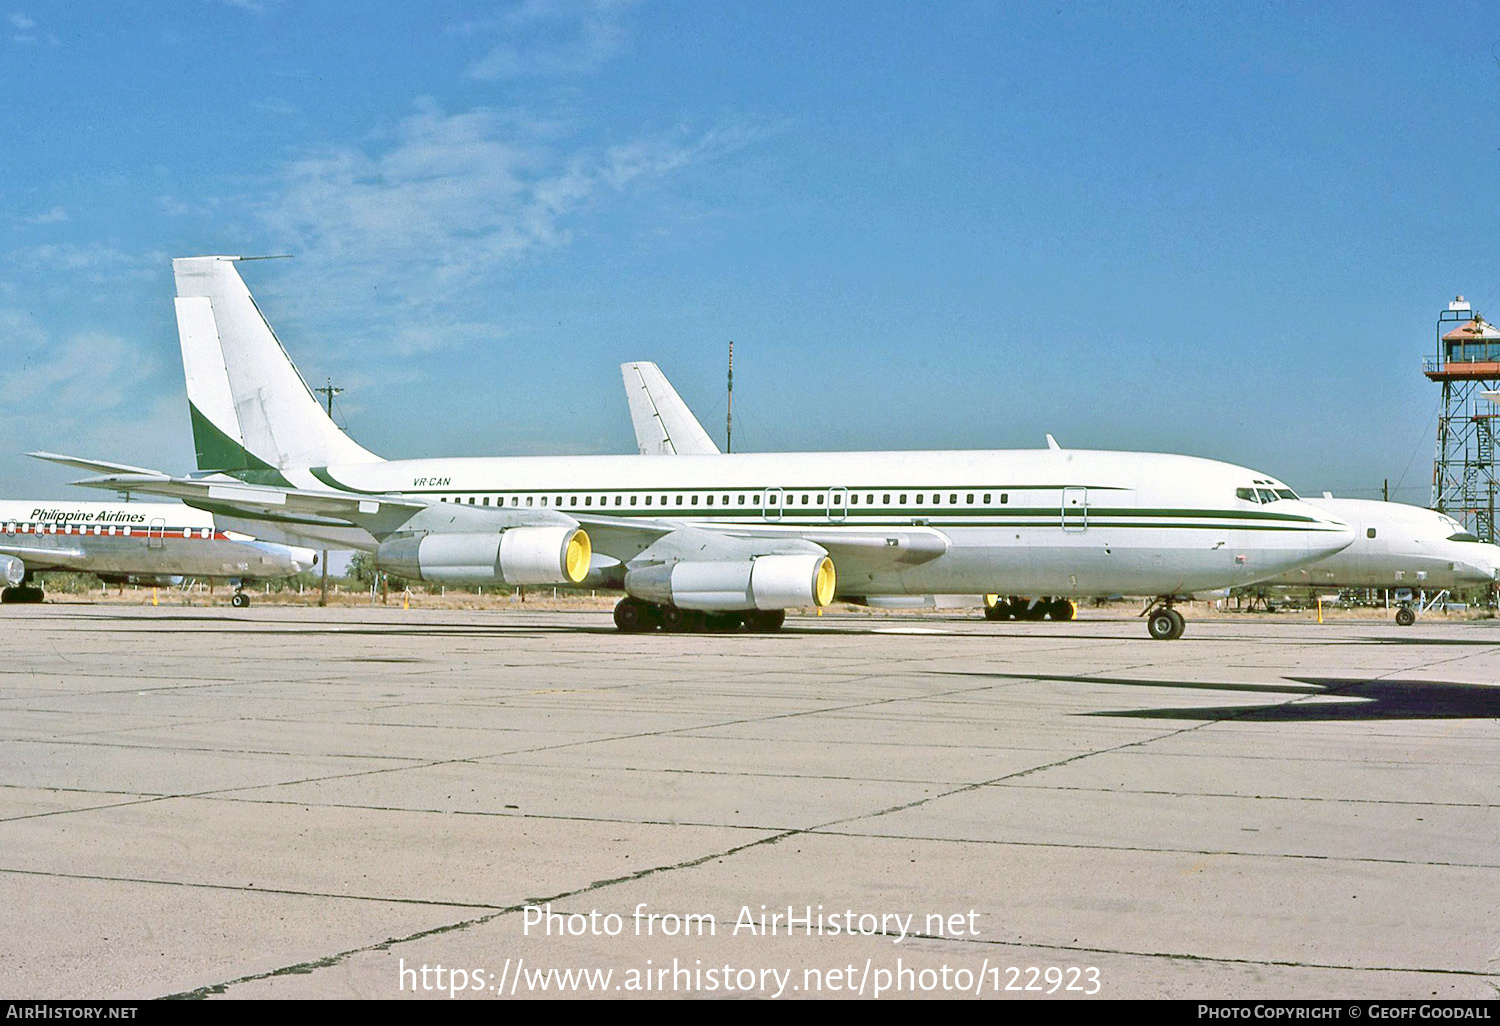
[
  {"xmin": 1047, "ymin": 599, "xmax": 1076, "ymax": 621},
  {"xmin": 1148, "ymin": 607, "xmax": 1185, "ymax": 640},
  {"xmin": 743, "ymin": 609, "xmax": 786, "ymax": 632},
  {"xmin": 660, "ymin": 605, "xmax": 704, "ymax": 632},
  {"xmin": 1395, "ymin": 606, "xmax": 1416, "ymax": 627},
  {"xmin": 5, "ymin": 586, "xmax": 45, "ymax": 604},
  {"xmin": 704, "ymin": 611, "xmax": 743, "ymax": 632},
  {"xmin": 1019, "ymin": 601, "xmax": 1046, "ymax": 622},
  {"xmin": 231, "ymin": 592, "xmax": 250, "ymax": 609},
  {"xmin": 613, "ymin": 597, "xmax": 654, "ymax": 632},
  {"xmin": 983, "ymin": 603, "xmax": 1008, "ymax": 621}
]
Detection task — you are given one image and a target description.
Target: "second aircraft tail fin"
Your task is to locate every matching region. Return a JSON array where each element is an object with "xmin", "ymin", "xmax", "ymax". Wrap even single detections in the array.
[
  {"xmin": 621, "ymin": 361, "xmax": 721, "ymax": 456},
  {"xmin": 173, "ymin": 256, "xmax": 382, "ymax": 475}
]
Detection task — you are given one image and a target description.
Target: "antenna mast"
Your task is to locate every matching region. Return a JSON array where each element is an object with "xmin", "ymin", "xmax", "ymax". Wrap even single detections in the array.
[
  {"xmin": 726, "ymin": 340, "xmax": 734, "ymax": 454},
  {"xmin": 311, "ymin": 377, "xmax": 343, "ymax": 606}
]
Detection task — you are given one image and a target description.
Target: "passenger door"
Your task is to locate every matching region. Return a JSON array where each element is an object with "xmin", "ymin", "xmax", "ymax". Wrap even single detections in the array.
[{"xmin": 1062, "ymin": 488, "xmax": 1087, "ymax": 532}]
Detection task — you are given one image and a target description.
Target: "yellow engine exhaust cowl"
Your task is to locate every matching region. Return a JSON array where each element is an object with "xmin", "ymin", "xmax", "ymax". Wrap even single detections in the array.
[
  {"xmin": 813, "ymin": 555, "xmax": 836, "ymax": 607},
  {"xmin": 564, "ymin": 529, "xmax": 591, "ymax": 584}
]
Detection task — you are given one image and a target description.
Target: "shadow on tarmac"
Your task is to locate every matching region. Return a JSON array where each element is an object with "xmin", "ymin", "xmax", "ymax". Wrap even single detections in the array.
[{"xmin": 947, "ymin": 671, "xmax": 1500, "ymax": 722}]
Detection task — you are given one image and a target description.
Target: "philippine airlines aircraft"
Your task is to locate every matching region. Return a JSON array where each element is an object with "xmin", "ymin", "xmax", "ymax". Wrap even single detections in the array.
[
  {"xmin": 0, "ymin": 499, "xmax": 316, "ymax": 605},
  {"xmin": 1250, "ymin": 496, "xmax": 1500, "ymax": 623},
  {"xmin": 34, "ymin": 257, "xmax": 1353, "ymax": 640}
]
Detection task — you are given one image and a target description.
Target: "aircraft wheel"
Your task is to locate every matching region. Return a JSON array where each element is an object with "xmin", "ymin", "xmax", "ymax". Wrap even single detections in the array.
[
  {"xmin": 704, "ymin": 611, "xmax": 743, "ymax": 632},
  {"xmin": 1395, "ymin": 606, "xmax": 1416, "ymax": 627},
  {"xmin": 983, "ymin": 602, "xmax": 1008, "ymax": 621},
  {"xmin": 231, "ymin": 592, "xmax": 250, "ymax": 609},
  {"xmin": 742, "ymin": 609, "xmax": 786, "ymax": 632},
  {"xmin": 1019, "ymin": 602, "xmax": 1046, "ymax": 622},
  {"xmin": 613, "ymin": 597, "xmax": 656, "ymax": 632},
  {"xmin": 1047, "ymin": 599, "xmax": 1076, "ymax": 621},
  {"xmin": 1147, "ymin": 607, "xmax": 1185, "ymax": 640},
  {"xmin": 660, "ymin": 605, "xmax": 704, "ymax": 632},
  {"xmin": 0, "ymin": 587, "xmax": 15, "ymax": 604},
  {"xmin": 3, "ymin": 586, "xmax": 44, "ymax": 604}
]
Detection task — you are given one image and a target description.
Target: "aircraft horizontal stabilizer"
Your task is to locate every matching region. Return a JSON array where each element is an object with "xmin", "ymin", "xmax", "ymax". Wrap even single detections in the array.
[
  {"xmin": 29, "ymin": 452, "xmax": 427, "ymax": 536},
  {"xmin": 27, "ymin": 451, "xmax": 167, "ymax": 477}
]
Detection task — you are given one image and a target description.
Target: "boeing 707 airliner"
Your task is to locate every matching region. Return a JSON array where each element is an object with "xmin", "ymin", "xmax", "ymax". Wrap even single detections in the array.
[{"xmin": 33, "ymin": 257, "xmax": 1353, "ymax": 639}]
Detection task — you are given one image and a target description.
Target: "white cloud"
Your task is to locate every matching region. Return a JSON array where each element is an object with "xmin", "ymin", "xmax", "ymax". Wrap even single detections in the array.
[
  {"xmin": 8, "ymin": 9, "xmax": 57, "ymax": 44},
  {"xmin": 23, "ymin": 205, "xmax": 67, "ymax": 225},
  {"xmin": 13, "ymin": 243, "xmax": 163, "ymax": 284},
  {"xmin": 215, "ymin": 0, "xmax": 273, "ymax": 14},
  {"xmin": 0, "ymin": 312, "xmax": 191, "ymax": 488},
  {"xmin": 257, "ymin": 101, "xmax": 758, "ymax": 351},
  {"xmin": 465, "ymin": 0, "xmax": 634, "ymax": 80}
]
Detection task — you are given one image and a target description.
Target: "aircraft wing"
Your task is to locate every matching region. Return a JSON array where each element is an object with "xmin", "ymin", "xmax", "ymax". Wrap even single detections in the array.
[
  {"xmin": 712, "ymin": 525, "xmax": 949, "ymax": 566},
  {"xmin": 0, "ymin": 541, "xmax": 89, "ymax": 565},
  {"xmin": 575, "ymin": 515, "xmax": 946, "ymax": 570},
  {"xmin": 29, "ymin": 453, "xmax": 944, "ymax": 576}
]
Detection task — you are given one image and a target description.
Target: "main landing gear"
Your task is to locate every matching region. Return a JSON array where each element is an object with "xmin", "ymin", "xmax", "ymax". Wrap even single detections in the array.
[
  {"xmin": 1394, "ymin": 604, "xmax": 1416, "ymax": 627},
  {"xmin": 1, "ymin": 572, "xmax": 45, "ymax": 604},
  {"xmin": 1143, "ymin": 601, "xmax": 1186, "ymax": 641},
  {"xmin": 613, "ymin": 596, "xmax": 785, "ymax": 633},
  {"xmin": 984, "ymin": 596, "xmax": 1075, "ymax": 621},
  {"xmin": 231, "ymin": 591, "xmax": 251, "ymax": 608}
]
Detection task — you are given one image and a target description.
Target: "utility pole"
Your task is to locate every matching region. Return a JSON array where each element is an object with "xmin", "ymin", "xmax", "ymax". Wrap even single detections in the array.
[
  {"xmin": 726, "ymin": 340, "xmax": 734, "ymax": 454},
  {"xmin": 313, "ymin": 378, "xmax": 343, "ymax": 607}
]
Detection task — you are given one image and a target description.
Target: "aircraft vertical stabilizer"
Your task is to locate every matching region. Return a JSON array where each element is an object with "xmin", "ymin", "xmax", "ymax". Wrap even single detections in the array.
[
  {"xmin": 172, "ymin": 256, "xmax": 382, "ymax": 472},
  {"xmin": 621, "ymin": 361, "xmax": 721, "ymax": 456}
]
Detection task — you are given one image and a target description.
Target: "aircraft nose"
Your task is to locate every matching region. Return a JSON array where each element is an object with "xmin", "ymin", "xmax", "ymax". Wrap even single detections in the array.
[{"xmin": 1308, "ymin": 510, "xmax": 1355, "ymax": 559}]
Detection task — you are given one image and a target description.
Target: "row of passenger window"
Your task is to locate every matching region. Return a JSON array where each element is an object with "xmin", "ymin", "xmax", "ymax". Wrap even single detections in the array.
[
  {"xmin": 2, "ymin": 523, "xmax": 214, "ymax": 538},
  {"xmin": 439, "ymin": 491, "xmax": 1015, "ymax": 509}
]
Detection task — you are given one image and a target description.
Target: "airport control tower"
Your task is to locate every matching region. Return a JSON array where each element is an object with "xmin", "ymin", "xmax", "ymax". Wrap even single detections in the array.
[{"xmin": 1427, "ymin": 296, "xmax": 1500, "ymax": 543}]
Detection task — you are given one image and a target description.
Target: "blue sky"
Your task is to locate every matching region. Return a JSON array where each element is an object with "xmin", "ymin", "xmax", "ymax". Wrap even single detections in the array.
[{"xmin": 3, "ymin": 0, "xmax": 1497, "ymax": 505}]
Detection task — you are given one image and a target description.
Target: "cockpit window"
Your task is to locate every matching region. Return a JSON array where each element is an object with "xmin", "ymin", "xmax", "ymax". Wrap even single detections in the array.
[
  {"xmin": 1238, "ymin": 486, "xmax": 1297, "ymax": 504},
  {"xmin": 1447, "ymin": 532, "xmax": 1481, "ymax": 543}
]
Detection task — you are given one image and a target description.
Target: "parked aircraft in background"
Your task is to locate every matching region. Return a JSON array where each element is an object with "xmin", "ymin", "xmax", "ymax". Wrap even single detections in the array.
[
  {"xmin": 33, "ymin": 256, "xmax": 1352, "ymax": 640},
  {"xmin": 0, "ymin": 500, "xmax": 317, "ymax": 605},
  {"xmin": 1248, "ymin": 496, "xmax": 1500, "ymax": 624}
]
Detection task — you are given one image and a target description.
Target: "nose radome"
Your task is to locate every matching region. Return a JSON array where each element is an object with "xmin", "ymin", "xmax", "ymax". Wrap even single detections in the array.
[{"xmin": 1309, "ymin": 512, "xmax": 1355, "ymax": 559}]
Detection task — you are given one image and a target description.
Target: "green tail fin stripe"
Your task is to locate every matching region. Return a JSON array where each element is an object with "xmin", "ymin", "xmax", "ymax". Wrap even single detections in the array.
[{"xmin": 188, "ymin": 402, "xmax": 294, "ymax": 487}]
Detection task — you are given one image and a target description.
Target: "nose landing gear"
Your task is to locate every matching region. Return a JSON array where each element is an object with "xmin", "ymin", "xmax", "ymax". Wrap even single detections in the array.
[{"xmin": 1144, "ymin": 602, "xmax": 1186, "ymax": 640}]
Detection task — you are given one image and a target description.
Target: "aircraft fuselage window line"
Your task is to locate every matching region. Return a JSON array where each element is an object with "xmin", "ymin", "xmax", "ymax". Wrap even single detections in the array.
[
  {"xmin": 389, "ymin": 485, "xmax": 1320, "ymax": 532},
  {"xmin": 2, "ymin": 520, "xmax": 228, "ymax": 540}
]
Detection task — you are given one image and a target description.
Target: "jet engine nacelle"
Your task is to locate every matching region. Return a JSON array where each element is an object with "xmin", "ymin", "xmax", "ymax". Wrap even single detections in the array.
[
  {"xmin": 0, "ymin": 555, "xmax": 24, "ymax": 587},
  {"xmin": 624, "ymin": 553, "xmax": 836, "ymax": 611},
  {"xmin": 374, "ymin": 527, "xmax": 591, "ymax": 586}
]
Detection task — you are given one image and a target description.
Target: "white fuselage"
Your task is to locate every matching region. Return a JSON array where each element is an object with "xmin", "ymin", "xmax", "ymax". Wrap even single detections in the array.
[
  {"xmin": 0, "ymin": 500, "xmax": 316, "ymax": 580},
  {"xmin": 1250, "ymin": 498, "xmax": 1500, "ymax": 590},
  {"xmin": 264, "ymin": 448, "xmax": 1353, "ymax": 597}
]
